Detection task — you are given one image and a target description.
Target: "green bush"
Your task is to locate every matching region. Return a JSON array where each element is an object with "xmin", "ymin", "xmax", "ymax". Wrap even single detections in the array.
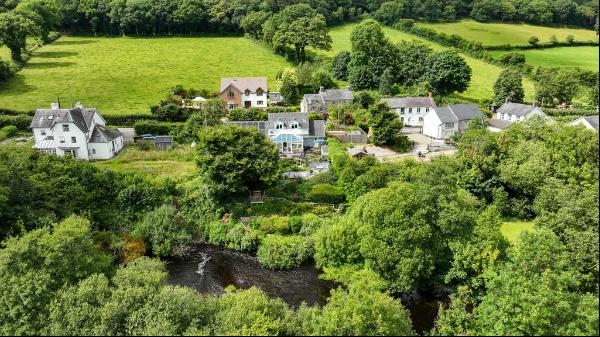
[
  {"xmin": 308, "ymin": 183, "xmax": 346, "ymax": 204},
  {"xmin": 0, "ymin": 114, "xmax": 33, "ymax": 131},
  {"xmin": 1, "ymin": 125, "xmax": 18, "ymax": 137},
  {"xmin": 132, "ymin": 204, "xmax": 192, "ymax": 257},
  {"xmin": 298, "ymin": 213, "xmax": 322, "ymax": 236},
  {"xmin": 257, "ymin": 234, "xmax": 313, "ymax": 269},
  {"xmin": 226, "ymin": 222, "xmax": 263, "ymax": 251},
  {"xmin": 257, "ymin": 215, "xmax": 291, "ymax": 234}
]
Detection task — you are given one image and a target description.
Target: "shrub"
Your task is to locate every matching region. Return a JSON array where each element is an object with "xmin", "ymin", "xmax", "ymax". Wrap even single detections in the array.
[
  {"xmin": 257, "ymin": 215, "xmax": 291, "ymax": 234},
  {"xmin": 299, "ymin": 213, "xmax": 322, "ymax": 236},
  {"xmin": 0, "ymin": 59, "xmax": 12, "ymax": 82},
  {"xmin": 528, "ymin": 36, "xmax": 540, "ymax": 46},
  {"xmin": 132, "ymin": 204, "xmax": 192, "ymax": 257},
  {"xmin": 0, "ymin": 114, "xmax": 33, "ymax": 131},
  {"xmin": 226, "ymin": 222, "xmax": 263, "ymax": 251},
  {"xmin": 1, "ymin": 125, "xmax": 18, "ymax": 137},
  {"xmin": 257, "ymin": 234, "xmax": 313, "ymax": 269},
  {"xmin": 566, "ymin": 35, "xmax": 575, "ymax": 44},
  {"xmin": 228, "ymin": 107, "xmax": 267, "ymax": 121},
  {"xmin": 549, "ymin": 35, "xmax": 558, "ymax": 45},
  {"xmin": 308, "ymin": 183, "xmax": 346, "ymax": 204}
]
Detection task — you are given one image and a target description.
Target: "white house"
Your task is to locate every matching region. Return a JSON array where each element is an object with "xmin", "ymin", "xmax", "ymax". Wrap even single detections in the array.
[
  {"xmin": 219, "ymin": 77, "xmax": 268, "ymax": 109},
  {"xmin": 380, "ymin": 94, "xmax": 436, "ymax": 127},
  {"xmin": 225, "ymin": 112, "xmax": 326, "ymax": 156},
  {"xmin": 487, "ymin": 102, "xmax": 549, "ymax": 132},
  {"xmin": 30, "ymin": 103, "xmax": 124, "ymax": 160},
  {"xmin": 570, "ymin": 115, "xmax": 598, "ymax": 131},
  {"xmin": 422, "ymin": 103, "xmax": 484, "ymax": 139}
]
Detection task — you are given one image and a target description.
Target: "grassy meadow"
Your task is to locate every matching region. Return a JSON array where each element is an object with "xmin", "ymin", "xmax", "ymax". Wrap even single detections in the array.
[
  {"xmin": 501, "ymin": 220, "xmax": 536, "ymax": 243},
  {"xmin": 490, "ymin": 46, "xmax": 599, "ymax": 71},
  {"xmin": 0, "ymin": 36, "xmax": 291, "ymax": 115},
  {"xmin": 317, "ymin": 23, "xmax": 535, "ymax": 102},
  {"xmin": 92, "ymin": 144, "xmax": 197, "ymax": 181},
  {"xmin": 417, "ymin": 20, "xmax": 599, "ymax": 47}
]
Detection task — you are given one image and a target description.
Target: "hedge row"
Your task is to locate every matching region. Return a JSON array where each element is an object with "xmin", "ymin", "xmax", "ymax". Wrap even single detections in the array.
[
  {"xmin": 486, "ymin": 41, "xmax": 599, "ymax": 51},
  {"xmin": 545, "ymin": 108, "xmax": 599, "ymax": 117},
  {"xmin": 0, "ymin": 114, "xmax": 33, "ymax": 131},
  {"xmin": 104, "ymin": 114, "xmax": 161, "ymax": 126},
  {"xmin": 133, "ymin": 120, "xmax": 183, "ymax": 136}
]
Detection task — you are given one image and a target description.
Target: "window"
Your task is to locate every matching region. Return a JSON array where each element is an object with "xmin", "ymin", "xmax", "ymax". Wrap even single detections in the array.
[
  {"xmin": 508, "ymin": 114, "xmax": 513, "ymax": 120},
  {"xmin": 92, "ymin": 149, "xmax": 96, "ymax": 154},
  {"xmin": 71, "ymin": 137, "xmax": 76, "ymax": 143},
  {"xmin": 245, "ymin": 90, "xmax": 251, "ymax": 96},
  {"xmin": 426, "ymin": 108, "xmax": 430, "ymax": 112},
  {"xmin": 228, "ymin": 104, "xmax": 237, "ymax": 109},
  {"xmin": 408, "ymin": 108, "xmax": 413, "ymax": 114},
  {"xmin": 400, "ymin": 117, "xmax": 404, "ymax": 122},
  {"xmin": 257, "ymin": 90, "xmax": 264, "ymax": 96},
  {"xmin": 59, "ymin": 136, "xmax": 65, "ymax": 144},
  {"xmin": 445, "ymin": 122, "xmax": 455, "ymax": 128},
  {"xmin": 417, "ymin": 108, "xmax": 421, "ymax": 113},
  {"xmin": 257, "ymin": 101, "xmax": 264, "ymax": 105},
  {"xmin": 62, "ymin": 124, "xmax": 69, "ymax": 132},
  {"xmin": 400, "ymin": 108, "xmax": 405, "ymax": 113},
  {"xmin": 291, "ymin": 122, "xmax": 298, "ymax": 129},
  {"xmin": 276, "ymin": 122, "xmax": 284, "ymax": 129},
  {"xmin": 228, "ymin": 91, "xmax": 235, "ymax": 98},
  {"xmin": 419, "ymin": 117, "xmax": 423, "ymax": 121},
  {"xmin": 41, "ymin": 131, "xmax": 46, "ymax": 136},
  {"xmin": 501, "ymin": 113, "xmax": 506, "ymax": 119}
]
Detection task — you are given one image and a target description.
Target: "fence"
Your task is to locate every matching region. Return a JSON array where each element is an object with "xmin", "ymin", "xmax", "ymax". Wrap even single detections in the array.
[{"xmin": 326, "ymin": 129, "xmax": 368, "ymax": 144}]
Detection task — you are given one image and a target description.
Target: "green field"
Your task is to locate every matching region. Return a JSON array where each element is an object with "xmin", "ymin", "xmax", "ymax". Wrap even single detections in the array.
[
  {"xmin": 0, "ymin": 36, "xmax": 290, "ymax": 115},
  {"xmin": 417, "ymin": 20, "xmax": 599, "ymax": 47},
  {"xmin": 317, "ymin": 23, "xmax": 535, "ymax": 102},
  {"xmin": 501, "ymin": 220, "xmax": 536, "ymax": 243},
  {"xmin": 490, "ymin": 46, "xmax": 599, "ymax": 71},
  {"xmin": 92, "ymin": 144, "xmax": 197, "ymax": 181}
]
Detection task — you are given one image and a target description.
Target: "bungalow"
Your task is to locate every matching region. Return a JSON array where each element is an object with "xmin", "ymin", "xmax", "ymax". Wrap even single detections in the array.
[
  {"xmin": 301, "ymin": 87, "xmax": 354, "ymax": 113},
  {"xmin": 30, "ymin": 102, "xmax": 123, "ymax": 160},
  {"xmin": 381, "ymin": 94, "xmax": 436, "ymax": 127},
  {"xmin": 422, "ymin": 104, "xmax": 484, "ymax": 139},
  {"xmin": 220, "ymin": 77, "xmax": 268, "ymax": 109},
  {"xmin": 570, "ymin": 115, "xmax": 599, "ymax": 131},
  {"xmin": 487, "ymin": 102, "xmax": 549, "ymax": 132},
  {"xmin": 225, "ymin": 112, "xmax": 326, "ymax": 156}
]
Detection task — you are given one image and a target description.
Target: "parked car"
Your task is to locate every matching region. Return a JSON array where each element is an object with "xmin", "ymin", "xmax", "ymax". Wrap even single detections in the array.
[{"xmin": 142, "ymin": 134, "xmax": 156, "ymax": 140}]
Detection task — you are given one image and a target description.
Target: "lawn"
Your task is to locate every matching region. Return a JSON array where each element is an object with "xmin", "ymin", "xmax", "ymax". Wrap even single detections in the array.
[
  {"xmin": 417, "ymin": 20, "xmax": 599, "ymax": 47},
  {"xmin": 0, "ymin": 35, "xmax": 291, "ymax": 115},
  {"xmin": 501, "ymin": 220, "xmax": 536, "ymax": 243},
  {"xmin": 317, "ymin": 23, "xmax": 535, "ymax": 102},
  {"xmin": 92, "ymin": 144, "xmax": 197, "ymax": 181},
  {"xmin": 490, "ymin": 46, "xmax": 599, "ymax": 71}
]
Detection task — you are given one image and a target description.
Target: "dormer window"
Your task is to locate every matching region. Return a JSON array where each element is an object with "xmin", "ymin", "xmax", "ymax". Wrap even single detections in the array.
[
  {"xmin": 257, "ymin": 89, "xmax": 264, "ymax": 96},
  {"xmin": 62, "ymin": 124, "xmax": 69, "ymax": 132},
  {"xmin": 290, "ymin": 120, "xmax": 299, "ymax": 129},
  {"xmin": 245, "ymin": 89, "xmax": 251, "ymax": 96},
  {"xmin": 275, "ymin": 122, "xmax": 284, "ymax": 129}
]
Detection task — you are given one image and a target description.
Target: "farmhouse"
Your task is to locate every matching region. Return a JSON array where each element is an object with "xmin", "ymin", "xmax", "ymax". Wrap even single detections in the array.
[
  {"xmin": 220, "ymin": 77, "xmax": 268, "ymax": 109},
  {"xmin": 423, "ymin": 104, "xmax": 484, "ymax": 139},
  {"xmin": 487, "ymin": 102, "xmax": 549, "ymax": 132},
  {"xmin": 301, "ymin": 87, "xmax": 354, "ymax": 113},
  {"xmin": 226, "ymin": 112, "xmax": 325, "ymax": 155},
  {"xmin": 570, "ymin": 115, "xmax": 599, "ymax": 131},
  {"xmin": 30, "ymin": 103, "xmax": 123, "ymax": 160},
  {"xmin": 381, "ymin": 94, "xmax": 436, "ymax": 127}
]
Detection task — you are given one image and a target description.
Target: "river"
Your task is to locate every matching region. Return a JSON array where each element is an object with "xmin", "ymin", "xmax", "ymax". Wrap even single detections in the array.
[{"xmin": 167, "ymin": 244, "xmax": 446, "ymax": 334}]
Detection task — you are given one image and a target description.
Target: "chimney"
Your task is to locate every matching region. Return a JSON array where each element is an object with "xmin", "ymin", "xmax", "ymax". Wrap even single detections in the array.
[
  {"xmin": 75, "ymin": 102, "xmax": 83, "ymax": 108},
  {"xmin": 505, "ymin": 96, "xmax": 511, "ymax": 104},
  {"xmin": 51, "ymin": 102, "xmax": 60, "ymax": 110},
  {"xmin": 533, "ymin": 101, "xmax": 539, "ymax": 108},
  {"xmin": 490, "ymin": 104, "xmax": 497, "ymax": 112},
  {"xmin": 320, "ymin": 86, "xmax": 325, "ymax": 93},
  {"xmin": 428, "ymin": 92, "xmax": 432, "ymax": 98}
]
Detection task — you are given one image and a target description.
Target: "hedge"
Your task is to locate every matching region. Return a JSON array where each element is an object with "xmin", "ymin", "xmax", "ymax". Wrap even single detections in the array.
[
  {"xmin": 0, "ymin": 114, "xmax": 33, "ymax": 131},
  {"xmin": 308, "ymin": 183, "xmax": 346, "ymax": 204},
  {"xmin": 104, "ymin": 114, "xmax": 161, "ymax": 126},
  {"xmin": 133, "ymin": 120, "xmax": 183, "ymax": 136}
]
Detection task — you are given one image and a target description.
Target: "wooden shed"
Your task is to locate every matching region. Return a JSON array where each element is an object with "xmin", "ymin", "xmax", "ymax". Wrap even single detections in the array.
[{"xmin": 155, "ymin": 136, "xmax": 173, "ymax": 151}]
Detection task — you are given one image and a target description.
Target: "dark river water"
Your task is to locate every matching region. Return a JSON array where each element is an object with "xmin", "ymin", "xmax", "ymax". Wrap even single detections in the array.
[{"xmin": 166, "ymin": 244, "xmax": 446, "ymax": 334}]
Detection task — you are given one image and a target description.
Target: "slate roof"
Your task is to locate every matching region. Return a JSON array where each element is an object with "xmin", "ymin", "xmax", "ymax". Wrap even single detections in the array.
[
  {"xmin": 30, "ymin": 107, "xmax": 95, "ymax": 133},
  {"xmin": 449, "ymin": 103, "xmax": 484, "ymax": 120},
  {"xmin": 381, "ymin": 97, "xmax": 437, "ymax": 108},
  {"xmin": 497, "ymin": 102, "xmax": 541, "ymax": 117},
  {"xmin": 487, "ymin": 118, "xmax": 513, "ymax": 130},
  {"xmin": 431, "ymin": 104, "xmax": 483, "ymax": 123},
  {"xmin": 220, "ymin": 77, "xmax": 267, "ymax": 93},
  {"xmin": 580, "ymin": 115, "xmax": 599, "ymax": 130},
  {"xmin": 89, "ymin": 125, "xmax": 123, "ymax": 143},
  {"xmin": 309, "ymin": 119, "xmax": 326, "ymax": 138},
  {"xmin": 268, "ymin": 112, "xmax": 310, "ymax": 128},
  {"xmin": 320, "ymin": 88, "xmax": 353, "ymax": 101}
]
